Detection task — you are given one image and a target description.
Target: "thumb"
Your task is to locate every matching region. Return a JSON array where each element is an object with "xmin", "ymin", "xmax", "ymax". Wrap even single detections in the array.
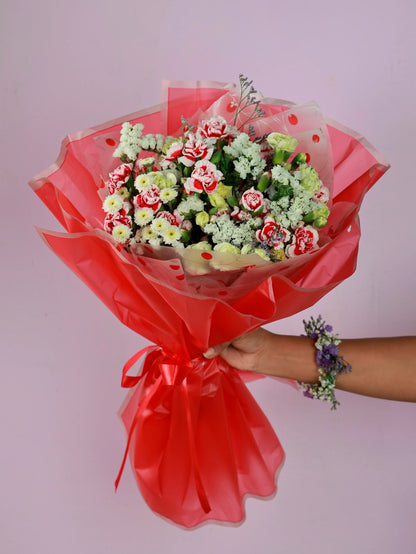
[{"xmin": 203, "ymin": 342, "xmax": 230, "ymax": 359}]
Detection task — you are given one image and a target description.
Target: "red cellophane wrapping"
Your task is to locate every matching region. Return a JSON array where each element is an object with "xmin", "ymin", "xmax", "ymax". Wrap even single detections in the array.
[{"xmin": 30, "ymin": 80, "xmax": 389, "ymax": 527}]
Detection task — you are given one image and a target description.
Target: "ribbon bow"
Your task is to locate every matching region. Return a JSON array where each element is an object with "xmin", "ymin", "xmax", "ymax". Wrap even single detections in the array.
[{"xmin": 115, "ymin": 345, "xmax": 211, "ymax": 514}]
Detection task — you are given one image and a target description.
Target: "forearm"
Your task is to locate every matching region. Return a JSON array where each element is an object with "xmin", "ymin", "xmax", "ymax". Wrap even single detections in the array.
[{"xmin": 259, "ymin": 333, "xmax": 416, "ymax": 402}]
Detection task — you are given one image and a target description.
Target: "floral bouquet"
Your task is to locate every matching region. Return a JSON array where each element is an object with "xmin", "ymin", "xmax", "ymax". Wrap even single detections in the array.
[{"xmin": 30, "ymin": 77, "xmax": 389, "ymax": 527}]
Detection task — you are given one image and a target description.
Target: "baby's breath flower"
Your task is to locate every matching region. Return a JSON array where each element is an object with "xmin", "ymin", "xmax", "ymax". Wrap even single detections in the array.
[
  {"xmin": 103, "ymin": 194, "xmax": 124, "ymax": 214},
  {"xmin": 177, "ymin": 196, "xmax": 205, "ymax": 216},
  {"xmin": 134, "ymin": 208, "xmax": 154, "ymax": 226},
  {"xmin": 112, "ymin": 224, "xmax": 131, "ymax": 243},
  {"xmin": 113, "ymin": 122, "xmax": 144, "ymax": 161}
]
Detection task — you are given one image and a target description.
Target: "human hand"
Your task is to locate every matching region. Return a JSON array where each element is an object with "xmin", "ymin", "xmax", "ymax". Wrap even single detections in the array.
[{"xmin": 203, "ymin": 328, "xmax": 274, "ymax": 374}]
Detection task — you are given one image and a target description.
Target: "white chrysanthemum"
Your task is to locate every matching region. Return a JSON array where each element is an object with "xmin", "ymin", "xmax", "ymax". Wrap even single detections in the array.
[
  {"xmin": 162, "ymin": 225, "xmax": 182, "ymax": 245},
  {"xmin": 160, "ymin": 188, "xmax": 178, "ymax": 203},
  {"xmin": 134, "ymin": 208, "xmax": 154, "ymax": 226},
  {"xmin": 134, "ymin": 174, "xmax": 152, "ymax": 191},
  {"xmin": 112, "ymin": 224, "xmax": 131, "ymax": 243},
  {"xmin": 151, "ymin": 218, "xmax": 170, "ymax": 235},
  {"xmin": 103, "ymin": 194, "xmax": 124, "ymax": 214},
  {"xmin": 142, "ymin": 226, "xmax": 157, "ymax": 241}
]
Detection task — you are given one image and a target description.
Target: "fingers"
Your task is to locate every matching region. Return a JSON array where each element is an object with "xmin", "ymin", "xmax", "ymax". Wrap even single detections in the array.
[{"xmin": 203, "ymin": 342, "xmax": 231, "ymax": 359}]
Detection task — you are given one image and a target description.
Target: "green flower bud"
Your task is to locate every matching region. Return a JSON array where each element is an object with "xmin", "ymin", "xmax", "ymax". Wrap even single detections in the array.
[
  {"xmin": 292, "ymin": 152, "xmax": 307, "ymax": 167},
  {"xmin": 257, "ymin": 172, "xmax": 271, "ymax": 192},
  {"xmin": 272, "ymin": 149, "xmax": 290, "ymax": 165}
]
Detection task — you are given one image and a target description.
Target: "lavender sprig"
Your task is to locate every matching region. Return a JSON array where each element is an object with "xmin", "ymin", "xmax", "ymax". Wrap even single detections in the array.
[{"xmin": 233, "ymin": 74, "xmax": 266, "ymax": 131}]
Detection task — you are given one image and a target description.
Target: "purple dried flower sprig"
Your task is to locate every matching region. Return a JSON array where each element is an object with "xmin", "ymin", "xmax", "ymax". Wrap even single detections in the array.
[{"xmin": 298, "ymin": 315, "xmax": 352, "ymax": 410}]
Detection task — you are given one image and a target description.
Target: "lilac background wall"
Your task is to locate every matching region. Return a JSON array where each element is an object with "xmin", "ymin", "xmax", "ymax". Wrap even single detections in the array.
[{"xmin": 2, "ymin": 0, "xmax": 415, "ymax": 552}]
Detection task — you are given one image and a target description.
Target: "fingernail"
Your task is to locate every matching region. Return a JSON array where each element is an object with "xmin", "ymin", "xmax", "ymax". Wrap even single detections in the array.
[{"xmin": 203, "ymin": 348, "xmax": 215, "ymax": 359}]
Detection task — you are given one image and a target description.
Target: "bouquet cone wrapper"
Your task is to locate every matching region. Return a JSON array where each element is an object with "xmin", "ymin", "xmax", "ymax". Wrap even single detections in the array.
[{"xmin": 30, "ymin": 80, "xmax": 389, "ymax": 527}]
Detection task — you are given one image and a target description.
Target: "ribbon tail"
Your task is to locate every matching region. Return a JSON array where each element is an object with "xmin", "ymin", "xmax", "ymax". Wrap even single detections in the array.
[
  {"xmin": 115, "ymin": 374, "xmax": 164, "ymax": 491},
  {"xmin": 182, "ymin": 379, "xmax": 211, "ymax": 514}
]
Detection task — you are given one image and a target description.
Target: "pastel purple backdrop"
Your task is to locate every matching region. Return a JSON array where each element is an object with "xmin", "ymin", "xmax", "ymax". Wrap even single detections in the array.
[{"xmin": 2, "ymin": 0, "xmax": 415, "ymax": 552}]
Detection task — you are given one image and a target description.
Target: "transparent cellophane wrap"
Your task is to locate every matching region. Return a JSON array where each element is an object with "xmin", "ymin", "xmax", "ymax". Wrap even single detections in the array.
[{"xmin": 30, "ymin": 80, "xmax": 389, "ymax": 527}]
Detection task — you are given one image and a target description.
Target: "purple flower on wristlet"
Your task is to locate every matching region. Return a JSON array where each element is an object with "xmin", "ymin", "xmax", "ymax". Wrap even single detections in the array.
[{"xmin": 298, "ymin": 315, "xmax": 351, "ymax": 410}]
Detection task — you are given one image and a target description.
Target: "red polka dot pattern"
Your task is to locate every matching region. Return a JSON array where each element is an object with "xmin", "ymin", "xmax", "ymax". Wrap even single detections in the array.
[{"xmin": 288, "ymin": 114, "xmax": 298, "ymax": 125}]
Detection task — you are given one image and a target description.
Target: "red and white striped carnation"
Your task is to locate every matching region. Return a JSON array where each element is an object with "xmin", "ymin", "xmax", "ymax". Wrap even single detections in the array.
[
  {"xmin": 184, "ymin": 160, "xmax": 223, "ymax": 195},
  {"xmin": 178, "ymin": 134, "xmax": 213, "ymax": 167},
  {"xmin": 133, "ymin": 185, "xmax": 162, "ymax": 212},
  {"xmin": 256, "ymin": 217, "xmax": 290, "ymax": 248},
  {"xmin": 198, "ymin": 116, "xmax": 236, "ymax": 140},
  {"xmin": 156, "ymin": 210, "xmax": 183, "ymax": 227},
  {"xmin": 104, "ymin": 209, "xmax": 132, "ymax": 233},
  {"xmin": 241, "ymin": 187, "xmax": 264, "ymax": 212},
  {"xmin": 106, "ymin": 163, "xmax": 133, "ymax": 194},
  {"xmin": 285, "ymin": 224, "xmax": 319, "ymax": 257}
]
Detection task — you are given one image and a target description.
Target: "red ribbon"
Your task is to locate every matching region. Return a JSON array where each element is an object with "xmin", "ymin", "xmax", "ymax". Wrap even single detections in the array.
[{"xmin": 115, "ymin": 346, "xmax": 211, "ymax": 514}]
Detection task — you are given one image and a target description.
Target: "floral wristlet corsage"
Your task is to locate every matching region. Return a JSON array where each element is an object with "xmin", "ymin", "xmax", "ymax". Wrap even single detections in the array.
[{"xmin": 298, "ymin": 315, "xmax": 351, "ymax": 409}]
